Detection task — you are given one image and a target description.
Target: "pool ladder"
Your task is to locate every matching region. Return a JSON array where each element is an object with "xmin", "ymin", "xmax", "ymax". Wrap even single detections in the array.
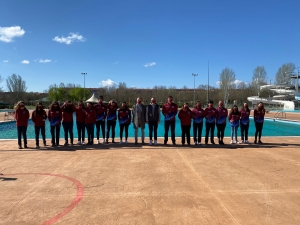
[{"xmin": 274, "ymin": 110, "xmax": 286, "ymax": 120}]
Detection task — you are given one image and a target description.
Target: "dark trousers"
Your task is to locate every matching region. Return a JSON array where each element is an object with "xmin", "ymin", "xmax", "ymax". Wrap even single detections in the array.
[
  {"xmin": 181, "ymin": 125, "xmax": 191, "ymax": 145},
  {"xmin": 205, "ymin": 122, "xmax": 215, "ymax": 144},
  {"xmin": 76, "ymin": 122, "xmax": 85, "ymax": 142},
  {"xmin": 62, "ymin": 121, "xmax": 73, "ymax": 144},
  {"xmin": 85, "ymin": 123, "xmax": 95, "ymax": 144},
  {"xmin": 17, "ymin": 126, "xmax": 27, "ymax": 146},
  {"xmin": 164, "ymin": 120, "xmax": 176, "ymax": 144},
  {"xmin": 35, "ymin": 126, "xmax": 46, "ymax": 146},
  {"xmin": 240, "ymin": 123, "xmax": 249, "ymax": 141},
  {"xmin": 120, "ymin": 124, "xmax": 129, "ymax": 140},
  {"xmin": 193, "ymin": 122, "xmax": 203, "ymax": 143},
  {"xmin": 95, "ymin": 120, "xmax": 106, "ymax": 140},
  {"xmin": 216, "ymin": 123, "xmax": 226, "ymax": 141},
  {"xmin": 255, "ymin": 122, "xmax": 264, "ymax": 140},
  {"xmin": 148, "ymin": 121, "xmax": 158, "ymax": 141},
  {"xmin": 106, "ymin": 120, "xmax": 116, "ymax": 140},
  {"xmin": 50, "ymin": 125, "xmax": 60, "ymax": 145}
]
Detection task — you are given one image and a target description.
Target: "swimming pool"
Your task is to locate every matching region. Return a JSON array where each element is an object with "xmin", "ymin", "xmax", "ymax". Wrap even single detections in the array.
[{"xmin": 0, "ymin": 112, "xmax": 299, "ymax": 139}]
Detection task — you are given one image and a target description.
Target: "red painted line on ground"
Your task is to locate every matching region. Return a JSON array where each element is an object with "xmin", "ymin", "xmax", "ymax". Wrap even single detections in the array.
[{"xmin": 4, "ymin": 173, "xmax": 84, "ymax": 225}]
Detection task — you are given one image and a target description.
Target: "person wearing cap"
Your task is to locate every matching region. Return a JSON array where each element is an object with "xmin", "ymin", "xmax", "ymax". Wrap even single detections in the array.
[
  {"xmin": 118, "ymin": 102, "xmax": 131, "ymax": 144},
  {"xmin": 94, "ymin": 95, "xmax": 107, "ymax": 144},
  {"xmin": 32, "ymin": 102, "xmax": 48, "ymax": 149},
  {"xmin": 178, "ymin": 102, "xmax": 193, "ymax": 145},
  {"xmin": 162, "ymin": 96, "xmax": 178, "ymax": 145},
  {"xmin": 48, "ymin": 101, "xmax": 62, "ymax": 147},
  {"xmin": 204, "ymin": 100, "xmax": 217, "ymax": 145},
  {"xmin": 146, "ymin": 97, "xmax": 160, "ymax": 145},
  {"xmin": 132, "ymin": 97, "xmax": 146, "ymax": 145},
  {"xmin": 106, "ymin": 100, "xmax": 118, "ymax": 143},
  {"xmin": 14, "ymin": 101, "xmax": 30, "ymax": 149}
]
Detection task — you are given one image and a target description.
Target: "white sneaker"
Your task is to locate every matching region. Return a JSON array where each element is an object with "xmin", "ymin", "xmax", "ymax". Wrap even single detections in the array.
[
  {"xmin": 82, "ymin": 142, "xmax": 85, "ymax": 145},
  {"xmin": 125, "ymin": 140, "xmax": 128, "ymax": 144},
  {"xmin": 241, "ymin": 140, "xmax": 244, "ymax": 144},
  {"xmin": 120, "ymin": 140, "xmax": 122, "ymax": 144},
  {"xmin": 98, "ymin": 140, "xmax": 101, "ymax": 144},
  {"xmin": 77, "ymin": 141, "xmax": 81, "ymax": 145},
  {"xmin": 103, "ymin": 139, "xmax": 106, "ymax": 144},
  {"xmin": 236, "ymin": 140, "xmax": 240, "ymax": 144},
  {"xmin": 198, "ymin": 142, "xmax": 201, "ymax": 145},
  {"xmin": 230, "ymin": 140, "xmax": 234, "ymax": 144},
  {"xmin": 245, "ymin": 140, "xmax": 249, "ymax": 144},
  {"xmin": 154, "ymin": 140, "xmax": 157, "ymax": 145},
  {"xmin": 194, "ymin": 142, "xmax": 197, "ymax": 145},
  {"xmin": 149, "ymin": 140, "xmax": 152, "ymax": 146}
]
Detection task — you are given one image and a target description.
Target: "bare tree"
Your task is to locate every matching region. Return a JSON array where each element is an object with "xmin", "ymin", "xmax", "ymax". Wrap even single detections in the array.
[
  {"xmin": 219, "ymin": 67, "xmax": 236, "ymax": 105},
  {"xmin": 275, "ymin": 62, "xmax": 296, "ymax": 85},
  {"xmin": 252, "ymin": 66, "xmax": 267, "ymax": 96},
  {"xmin": 6, "ymin": 74, "xmax": 27, "ymax": 103}
]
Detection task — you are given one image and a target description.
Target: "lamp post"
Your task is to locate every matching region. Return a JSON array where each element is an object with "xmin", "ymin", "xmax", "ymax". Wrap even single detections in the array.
[
  {"xmin": 81, "ymin": 72, "xmax": 87, "ymax": 100},
  {"xmin": 192, "ymin": 73, "xmax": 198, "ymax": 106},
  {"xmin": 207, "ymin": 60, "xmax": 209, "ymax": 103}
]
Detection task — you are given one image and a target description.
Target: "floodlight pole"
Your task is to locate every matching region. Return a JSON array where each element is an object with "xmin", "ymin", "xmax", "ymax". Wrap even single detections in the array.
[
  {"xmin": 81, "ymin": 72, "xmax": 87, "ymax": 100},
  {"xmin": 192, "ymin": 73, "xmax": 198, "ymax": 106}
]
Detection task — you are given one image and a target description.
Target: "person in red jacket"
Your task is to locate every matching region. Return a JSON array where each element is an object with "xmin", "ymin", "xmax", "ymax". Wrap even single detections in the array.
[
  {"xmin": 118, "ymin": 102, "xmax": 131, "ymax": 144},
  {"xmin": 32, "ymin": 102, "xmax": 47, "ymax": 148},
  {"xmin": 48, "ymin": 101, "xmax": 62, "ymax": 147},
  {"xmin": 14, "ymin": 101, "xmax": 30, "ymax": 149},
  {"xmin": 94, "ymin": 95, "xmax": 107, "ymax": 144},
  {"xmin": 61, "ymin": 101, "xmax": 76, "ymax": 146},
  {"xmin": 162, "ymin": 96, "xmax": 178, "ymax": 145},
  {"xmin": 228, "ymin": 105, "xmax": 240, "ymax": 144},
  {"xmin": 216, "ymin": 101, "xmax": 228, "ymax": 145},
  {"xmin": 85, "ymin": 102, "xmax": 97, "ymax": 145},
  {"xmin": 178, "ymin": 102, "xmax": 193, "ymax": 145},
  {"xmin": 204, "ymin": 100, "xmax": 217, "ymax": 145},
  {"xmin": 106, "ymin": 100, "xmax": 118, "ymax": 143},
  {"xmin": 192, "ymin": 101, "xmax": 205, "ymax": 145},
  {"xmin": 254, "ymin": 102, "xmax": 266, "ymax": 144},
  {"xmin": 239, "ymin": 102, "xmax": 250, "ymax": 144},
  {"xmin": 76, "ymin": 101, "xmax": 86, "ymax": 145}
]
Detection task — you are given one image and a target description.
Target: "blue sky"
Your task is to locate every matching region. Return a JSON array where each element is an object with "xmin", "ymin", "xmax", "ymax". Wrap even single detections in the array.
[{"xmin": 1, "ymin": 0, "xmax": 299, "ymax": 92}]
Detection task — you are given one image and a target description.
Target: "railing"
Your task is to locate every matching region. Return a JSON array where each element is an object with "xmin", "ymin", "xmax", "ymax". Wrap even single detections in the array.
[
  {"xmin": 4, "ymin": 110, "xmax": 15, "ymax": 121},
  {"xmin": 274, "ymin": 110, "xmax": 286, "ymax": 120}
]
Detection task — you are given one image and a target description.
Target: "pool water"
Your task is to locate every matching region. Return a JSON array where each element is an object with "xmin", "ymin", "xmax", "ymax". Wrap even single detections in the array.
[{"xmin": 0, "ymin": 112, "xmax": 299, "ymax": 139}]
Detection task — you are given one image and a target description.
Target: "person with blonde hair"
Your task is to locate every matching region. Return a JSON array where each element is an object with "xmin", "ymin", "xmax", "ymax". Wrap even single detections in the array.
[
  {"xmin": 14, "ymin": 101, "xmax": 30, "ymax": 149},
  {"xmin": 32, "ymin": 102, "xmax": 47, "ymax": 148}
]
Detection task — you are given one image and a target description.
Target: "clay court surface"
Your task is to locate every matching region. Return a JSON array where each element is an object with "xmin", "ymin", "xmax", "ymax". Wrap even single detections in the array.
[{"xmin": 1, "ymin": 136, "xmax": 300, "ymax": 225}]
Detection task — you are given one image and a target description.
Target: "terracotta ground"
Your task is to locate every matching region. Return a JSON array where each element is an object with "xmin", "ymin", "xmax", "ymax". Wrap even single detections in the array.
[{"xmin": 1, "ymin": 136, "xmax": 300, "ymax": 225}]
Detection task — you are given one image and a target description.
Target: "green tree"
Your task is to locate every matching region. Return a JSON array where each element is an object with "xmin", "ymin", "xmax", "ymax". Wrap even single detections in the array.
[
  {"xmin": 48, "ymin": 84, "xmax": 66, "ymax": 102},
  {"xmin": 68, "ymin": 87, "xmax": 90, "ymax": 102}
]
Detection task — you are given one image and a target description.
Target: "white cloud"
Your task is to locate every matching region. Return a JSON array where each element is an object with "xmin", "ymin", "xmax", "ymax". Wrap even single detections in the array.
[
  {"xmin": 216, "ymin": 81, "xmax": 221, "ymax": 86},
  {"xmin": 0, "ymin": 26, "xmax": 25, "ymax": 43},
  {"xmin": 99, "ymin": 79, "xmax": 117, "ymax": 88},
  {"xmin": 3, "ymin": 60, "xmax": 9, "ymax": 63},
  {"xmin": 39, "ymin": 59, "xmax": 51, "ymax": 63},
  {"xmin": 113, "ymin": 61, "xmax": 119, "ymax": 65},
  {"xmin": 216, "ymin": 79, "xmax": 248, "ymax": 87},
  {"xmin": 21, "ymin": 60, "xmax": 30, "ymax": 64},
  {"xmin": 143, "ymin": 62, "xmax": 156, "ymax": 67},
  {"xmin": 53, "ymin": 32, "xmax": 86, "ymax": 44}
]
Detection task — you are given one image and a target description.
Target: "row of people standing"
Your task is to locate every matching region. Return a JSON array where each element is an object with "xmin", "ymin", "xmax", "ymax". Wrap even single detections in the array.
[{"xmin": 13, "ymin": 97, "xmax": 266, "ymax": 148}]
